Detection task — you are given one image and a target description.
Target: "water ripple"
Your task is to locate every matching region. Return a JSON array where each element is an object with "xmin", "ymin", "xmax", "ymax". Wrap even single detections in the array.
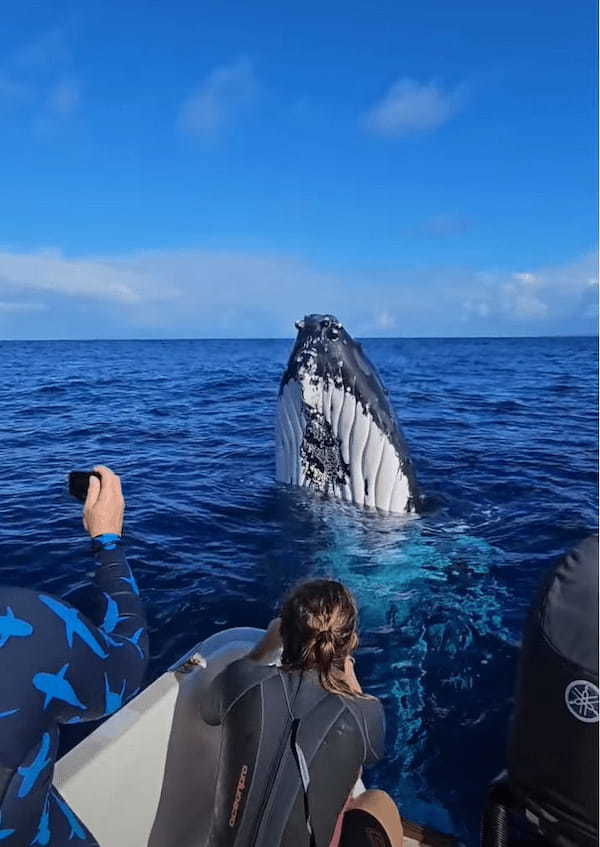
[{"xmin": 0, "ymin": 336, "xmax": 597, "ymax": 843}]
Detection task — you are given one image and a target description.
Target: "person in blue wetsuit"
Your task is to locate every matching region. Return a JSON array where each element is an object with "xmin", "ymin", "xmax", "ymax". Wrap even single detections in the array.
[{"xmin": 0, "ymin": 466, "xmax": 148, "ymax": 846}]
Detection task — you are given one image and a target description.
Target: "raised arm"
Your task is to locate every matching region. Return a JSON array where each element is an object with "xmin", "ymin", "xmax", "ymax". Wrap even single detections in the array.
[
  {"xmin": 246, "ymin": 618, "xmax": 282, "ymax": 663},
  {"xmin": 46, "ymin": 466, "xmax": 149, "ymax": 724}
]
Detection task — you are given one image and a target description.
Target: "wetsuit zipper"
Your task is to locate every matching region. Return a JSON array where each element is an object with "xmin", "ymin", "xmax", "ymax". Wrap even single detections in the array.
[{"xmin": 249, "ymin": 714, "xmax": 292, "ymax": 847}]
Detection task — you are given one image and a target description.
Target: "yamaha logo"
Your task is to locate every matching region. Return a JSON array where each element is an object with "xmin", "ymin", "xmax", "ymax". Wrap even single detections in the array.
[{"xmin": 564, "ymin": 680, "xmax": 600, "ymax": 723}]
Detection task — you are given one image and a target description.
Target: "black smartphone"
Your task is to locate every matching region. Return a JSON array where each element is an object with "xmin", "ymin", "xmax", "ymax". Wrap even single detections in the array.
[{"xmin": 67, "ymin": 470, "xmax": 102, "ymax": 502}]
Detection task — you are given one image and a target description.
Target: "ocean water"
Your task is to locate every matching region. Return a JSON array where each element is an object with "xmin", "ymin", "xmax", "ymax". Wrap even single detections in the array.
[{"xmin": 0, "ymin": 337, "xmax": 597, "ymax": 844}]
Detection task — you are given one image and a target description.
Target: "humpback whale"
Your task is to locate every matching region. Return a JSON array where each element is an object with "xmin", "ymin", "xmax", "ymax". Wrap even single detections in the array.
[{"xmin": 276, "ymin": 314, "xmax": 420, "ymax": 514}]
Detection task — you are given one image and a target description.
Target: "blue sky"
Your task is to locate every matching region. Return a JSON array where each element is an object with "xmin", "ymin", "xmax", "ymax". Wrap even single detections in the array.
[{"xmin": 0, "ymin": 0, "xmax": 597, "ymax": 338}]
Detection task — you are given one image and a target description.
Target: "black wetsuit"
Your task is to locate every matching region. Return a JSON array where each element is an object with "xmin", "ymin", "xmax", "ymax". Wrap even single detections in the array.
[
  {"xmin": 0, "ymin": 539, "xmax": 148, "ymax": 846},
  {"xmin": 199, "ymin": 657, "xmax": 385, "ymax": 847}
]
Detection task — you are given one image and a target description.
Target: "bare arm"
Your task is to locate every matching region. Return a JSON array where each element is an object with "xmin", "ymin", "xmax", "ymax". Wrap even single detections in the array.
[{"xmin": 247, "ymin": 618, "xmax": 282, "ymax": 662}]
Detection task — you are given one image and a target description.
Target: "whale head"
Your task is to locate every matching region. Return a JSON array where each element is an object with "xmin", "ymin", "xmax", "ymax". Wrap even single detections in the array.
[{"xmin": 275, "ymin": 314, "xmax": 420, "ymax": 514}]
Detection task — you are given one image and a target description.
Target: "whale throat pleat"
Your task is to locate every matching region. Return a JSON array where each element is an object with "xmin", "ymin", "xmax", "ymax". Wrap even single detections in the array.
[
  {"xmin": 389, "ymin": 470, "xmax": 411, "ymax": 513},
  {"xmin": 349, "ymin": 405, "xmax": 370, "ymax": 505},
  {"xmin": 285, "ymin": 382, "xmax": 305, "ymax": 485},
  {"xmin": 330, "ymin": 382, "xmax": 345, "ymax": 438},
  {"xmin": 275, "ymin": 401, "xmax": 289, "ymax": 484},
  {"xmin": 374, "ymin": 439, "xmax": 400, "ymax": 512},
  {"xmin": 276, "ymin": 369, "xmax": 415, "ymax": 515},
  {"xmin": 338, "ymin": 390, "xmax": 356, "ymax": 467},
  {"xmin": 361, "ymin": 417, "xmax": 386, "ymax": 509},
  {"xmin": 276, "ymin": 381, "xmax": 305, "ymax": 485}
]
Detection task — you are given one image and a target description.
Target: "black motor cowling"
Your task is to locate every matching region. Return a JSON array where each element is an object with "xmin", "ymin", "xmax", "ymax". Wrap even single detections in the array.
[{"xmin": 506, "ymin": 536, "xmax": 599, "ymax": 846}]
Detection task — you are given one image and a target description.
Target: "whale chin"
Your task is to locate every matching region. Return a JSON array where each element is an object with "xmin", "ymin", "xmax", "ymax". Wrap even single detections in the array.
[{"xmin": 275, "ymin": 314, "xmax": 420, "ymax": 515}]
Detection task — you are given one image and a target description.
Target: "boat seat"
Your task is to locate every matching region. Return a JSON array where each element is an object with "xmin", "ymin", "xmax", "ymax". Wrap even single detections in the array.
[{"xmin": 55, "ymin": 628, "xmax": 266, "ymax": 847}]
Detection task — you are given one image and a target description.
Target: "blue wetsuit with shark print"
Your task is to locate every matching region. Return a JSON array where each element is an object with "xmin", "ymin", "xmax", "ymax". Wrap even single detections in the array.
[{"xmin": 0, "ymin": 537, "xmax": 148, "ymax": 846}]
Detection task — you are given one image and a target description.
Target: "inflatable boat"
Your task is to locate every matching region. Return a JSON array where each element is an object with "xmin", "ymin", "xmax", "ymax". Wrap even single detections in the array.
[{"xmin": 54, "ymin": 628, "xmax": 456, "ymax": 847}]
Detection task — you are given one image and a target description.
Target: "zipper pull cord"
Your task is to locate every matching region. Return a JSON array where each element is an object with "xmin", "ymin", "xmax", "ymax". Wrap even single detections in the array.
[{"xmin": 278, "ymin": 672, "xmax": 316, "ymax": 847}]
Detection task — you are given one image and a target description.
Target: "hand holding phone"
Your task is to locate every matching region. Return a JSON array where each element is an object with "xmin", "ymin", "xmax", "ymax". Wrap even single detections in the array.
[
  {"xmin": 70, "ymin": 466, "xmax": 125, "ymax": 538},
  {"xmin": 68, "ymin": 471, "xmax": 102, "ymax": 503}
]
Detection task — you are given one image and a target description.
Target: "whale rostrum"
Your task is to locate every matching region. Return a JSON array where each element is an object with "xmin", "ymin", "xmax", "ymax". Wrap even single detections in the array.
[{"xmin": 275, "ymin": 314, "xmax": 420, "ymax": 514}]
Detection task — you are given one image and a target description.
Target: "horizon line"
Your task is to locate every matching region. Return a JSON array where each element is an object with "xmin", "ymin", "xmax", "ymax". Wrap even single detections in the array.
[{"xmin": 0, "ymin": 333, "xmax": 597, "ymax": 342}]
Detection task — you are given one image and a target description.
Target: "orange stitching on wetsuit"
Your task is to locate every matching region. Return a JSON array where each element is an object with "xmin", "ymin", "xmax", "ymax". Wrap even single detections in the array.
[{"xmin": 228, "ymin": 764, "xmax": 249, "ymax": 828}]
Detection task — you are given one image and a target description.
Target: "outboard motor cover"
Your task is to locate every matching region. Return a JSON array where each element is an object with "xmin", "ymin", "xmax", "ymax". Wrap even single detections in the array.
[{"xmin": 508, "ymin": 536, "xmax": 599, "ymax": 846}]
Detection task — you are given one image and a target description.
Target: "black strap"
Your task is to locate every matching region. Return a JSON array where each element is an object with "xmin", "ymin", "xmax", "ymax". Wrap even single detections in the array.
[{"xmin": 279, "ymin": 672, "xmax": 317, "ymax": 847}]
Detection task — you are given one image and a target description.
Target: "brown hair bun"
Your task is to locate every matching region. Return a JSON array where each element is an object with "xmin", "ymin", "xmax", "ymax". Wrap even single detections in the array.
[{"xmin": 280, "ymin": 579, "xmax": 360, "ymax": 697}]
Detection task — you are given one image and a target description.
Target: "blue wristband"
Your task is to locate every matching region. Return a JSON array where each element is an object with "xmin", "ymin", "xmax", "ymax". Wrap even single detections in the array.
[{"xmin": 93, "ymin": 533, "xmax": 121, "ymax": 551}]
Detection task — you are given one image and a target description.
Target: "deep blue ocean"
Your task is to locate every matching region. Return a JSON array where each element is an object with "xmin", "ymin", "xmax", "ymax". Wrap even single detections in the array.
[{"xmin": 0, "ymin": 337, "xmax": 597, "ymax": 844}]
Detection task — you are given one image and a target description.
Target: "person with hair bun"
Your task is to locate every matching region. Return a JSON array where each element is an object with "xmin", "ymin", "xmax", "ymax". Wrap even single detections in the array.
[{"xmin": 199, "ymin": 579, "xmax": 402, "ymax": 847}]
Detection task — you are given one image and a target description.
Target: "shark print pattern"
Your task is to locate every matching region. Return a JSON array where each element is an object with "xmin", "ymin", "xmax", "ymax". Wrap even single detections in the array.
[
  {"xmin": 52, "ymin": 794, "xmax": 88, "ymax": 841},
  {"xmin": 17, "ymin": 734, "xmax": 52, "ymax": 798},
  {"xmin": 39, "ymin": 597, "xmax": 108, "ymax": 659},
  {"xmin": 0, "ymin": 545, "xmax": 146, "ymax": 844},
  {"xmin": 100, "ymin": 594, "xmax": 126, "ymax": 634},
  {"xmin": 0, "ymin": 606, "xmax": 33, "ymax": 648},
  {"xmin": 30, "ymin": 797, "xmax": 51, "ymax": 846},
  {"xmin": 126, "ymin": 628, "xmax": 146, "ymax": 660},
  {"xmin": 0, "ymin": 812, "xmax": 15, "ymax": 841},
  {"xmin": 104, "ymin": 675, "xmax": 127, "ymax": 714},
  {"xmin": 0, "ymin": 709, "xmax": 19, "ymax": 719},
  {"xmin": 33, "ymin": 665, "xmax": 87, "ymax": 712},
  {"xmin": 119, "ymin": 572, "xmax": 140, "ymax": 597}
]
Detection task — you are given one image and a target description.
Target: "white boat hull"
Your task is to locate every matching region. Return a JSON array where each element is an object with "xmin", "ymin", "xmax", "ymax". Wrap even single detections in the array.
[{"xmin": 55, "ymin": 627, "xmax": 267, "ymax": 847}]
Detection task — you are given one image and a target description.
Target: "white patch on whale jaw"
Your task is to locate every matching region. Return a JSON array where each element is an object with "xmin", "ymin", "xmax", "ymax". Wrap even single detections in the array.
[{"xmin": 276, "ymin": 371, "xmax": 415, "ymax": 515}]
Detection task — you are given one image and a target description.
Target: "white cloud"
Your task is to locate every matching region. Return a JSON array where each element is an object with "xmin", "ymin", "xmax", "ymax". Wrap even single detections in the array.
[
  {"xmin": 375, "ymin": 310, "xmax": 397, "ymax": 330},
  {"xmin": 471, "ymin": 255, "xmax": 597, "ymax": 323},
  {"xmin": 499, "ymin": 272, "xmax": 547, "ymax": 318},
  {"xmin": 179, "ymin": 58, "xmax": 258, "ymax": 139},
  {"xmin": 364, "ymin": 78, "xmax": 465, "ymax": 137},
  {"xmin": 512, "ymin": 272, "xmax": 537, "ymax": 285},
  {"xmin": 0, "ymin": 300, "xmax": 47, "ymax": 312},
  {"xmin": 0, "ymin": 245, "xmax": 596, "ymax": 338},
  {"xmin": 0, "ymin": 27, "xmax": 81, "ymax": 127},
  {"xmin": 0, "ymin": 248, "xmax": 172, "ymax": 304}
]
